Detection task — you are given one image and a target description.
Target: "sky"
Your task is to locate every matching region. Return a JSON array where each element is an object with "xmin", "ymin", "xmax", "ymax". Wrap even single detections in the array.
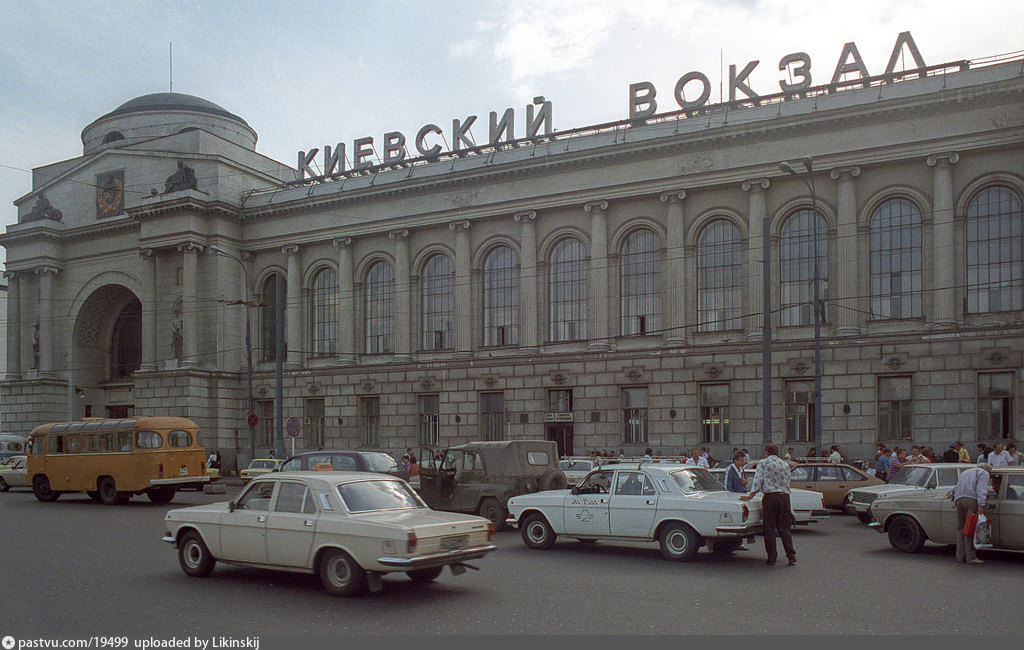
[{"xmin": 1, "ymin": 0, "xmax": 1022, "ymax": 267}]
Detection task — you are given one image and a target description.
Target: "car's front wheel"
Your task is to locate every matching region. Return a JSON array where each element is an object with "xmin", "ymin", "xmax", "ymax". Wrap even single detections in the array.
[
  {"xmin": 887, "ymin": 515, "xmax": 926, "ymax": 553},
  {"xmin": 0, "ymin": 477, "xmax": 8, "ymax": 492},
  {"xmin": 659, "ymin": 523, "xmax": 699, "ymax": 562},
  {"xmin": 520, "ymin": 513, "xmax": 557, "ymax": 550},
  {"xmin": 407, "ymin": 567, "xmax": 444, "ymax": 583},
  {"xmin": 319, "ymin": 549, "xmax": 367, "ymax": 597},
  {"xmin": 178, "ymin": 531, "xmax": 216, "ymax": 577}
]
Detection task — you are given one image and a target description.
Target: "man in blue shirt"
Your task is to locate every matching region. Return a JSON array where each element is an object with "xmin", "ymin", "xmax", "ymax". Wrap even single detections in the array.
[
  {"xmin": 725, "ymin": 451, "xmax": 748, "ymax": 493},
  {"xmin": 953, "ymin": 463, "xmax": 992, "ymax": 564}
]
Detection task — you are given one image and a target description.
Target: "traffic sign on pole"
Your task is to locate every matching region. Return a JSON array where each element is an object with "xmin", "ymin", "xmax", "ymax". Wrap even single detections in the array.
[
  {"xmin": 247, "ymin": 413, "xmax": 259, "ymax": 429},
  {"xmin": 286, "ymin": 416, "xmax": 301, "ymax": 439}
]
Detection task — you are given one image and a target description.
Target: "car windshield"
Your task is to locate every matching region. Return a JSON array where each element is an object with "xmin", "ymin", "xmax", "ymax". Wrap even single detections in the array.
[
  {"xmin": 560, "ymin": 460, "xmax": 591, "ymax": 472},
  {"xmin": 362, "ymin": 452, "xmax": 400, "ymax": 473},
  {"xmin": 336, "ymin": 480, "xmax": 424, "ymax": 512},
  {"xmin": 671, "ymin": 468, "xmax": 726, "ymax": 493},
  {"xmin": 889, "ymin": 466, "xmax": 932, "ymax": 487},
  {"xmin": 249, "ymin": 460, "xmax": 277, "ymax": 469}
]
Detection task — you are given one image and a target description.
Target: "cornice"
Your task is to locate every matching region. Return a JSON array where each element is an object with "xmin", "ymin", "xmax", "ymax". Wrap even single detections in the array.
[{"xmin": 128, "ymin": 194, "xmax": 242, "ymax": 221}]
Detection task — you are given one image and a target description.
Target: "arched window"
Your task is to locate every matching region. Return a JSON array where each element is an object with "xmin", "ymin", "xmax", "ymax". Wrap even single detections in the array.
[
  {"xmin": 966, "ymin": 186, "xmax": 1023, "ymax": 313},
  {"xmin": 780, "ymin": 209, "xmax": 829, "ymax": 327},
  {"xmin": 483, "ymin": 246, "xmax": 519, "ymax": 346},
  {"xmin": 260, "ymin": 273, "xmax": 286, "ymax": 361},
  {"xmin": 110, "ymin": 299, "xmax": 141, "ymax": 378},
  {"xmin": 696, "ymin": 220, "xmax": 742, "ymax": 332},
  {"xmin": 421, "ymin": 254, "xmax": 454, "ymax": 350},
  {"xmin": 620, "ymin": 229, "xmax": 662, "ymax": 336},
  {"xmin": 364, "ymin": 261, "xmax": 394, "ymax": 354},
  {"xmin": 870, "ymin": 198, "xmax": 922, "ymax": 319},
  {"xmin": 549, "ymin": 238, "xmax": 587, "ymax": 342},
  {"xmin": 310, "ymin": 267, "xmax": 338, "ymax": 357}
]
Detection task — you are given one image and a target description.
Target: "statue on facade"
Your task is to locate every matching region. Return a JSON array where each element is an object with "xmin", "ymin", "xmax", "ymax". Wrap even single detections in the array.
[
  {"xmin": 163, "ymin": 160, "xmax": 198, "ymax": 194},
  {"xmin": 172, "ymin": 302, "xmax": 184, "ymax": 364},
  {"xmin": 31, "ymin": 322, "xmax": 40, "ymax": 369},
  {"xmin": 22, "ymin": 195, "xmax": 63, "ymax": 223}
]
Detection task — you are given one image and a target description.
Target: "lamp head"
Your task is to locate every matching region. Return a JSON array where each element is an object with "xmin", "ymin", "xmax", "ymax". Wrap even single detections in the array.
[
  {"xmin": 801, "ymin": 156, "xmax": 814, "ymax": 172},
  {"xmin": 779, "ymin": 161, "xmax": 796, "ymax": 175}
]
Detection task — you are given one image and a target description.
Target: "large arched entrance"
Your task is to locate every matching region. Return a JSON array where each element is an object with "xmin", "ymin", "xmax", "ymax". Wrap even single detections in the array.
[{"xmin": 72, "ymin": 285, "xmax": 141, "ymax": 418}]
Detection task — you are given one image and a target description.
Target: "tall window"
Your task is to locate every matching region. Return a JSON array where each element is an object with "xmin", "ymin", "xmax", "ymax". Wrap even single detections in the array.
[
  {"xmin": 549, "ymin": 238, "xmax": 587, "ymax": 342},
  {"xmin": 359, "ymin": 397, "xmax": 380, "ymax": 447},
  {"xmin": 548, "ymin": 389, "xmax": 573, "ymax": 414},
  {"xmin": 483, "ymin": 246, "xmax": 519, "ymax": 346},
  {"xmin": 260, "ymin": 273, "xmax": 286, "ymax": 361},
  {"xmin": 310, "ymin": 267, "xmax": 338, "ymax": 357},
  {"xmin": 785, "ymin": 380, "xmax": 814, "ymax": 442},
  {"xmin": 364, "ymin": 261, "xmax": 394, "ymax": 354},
  {"xmin": 696, "ymin": 220, "xmax": 742, "ymax": 332},
  {"xmin": 480, "ymin": 393, "xmax": 505, "ymax": 441},
  {"xmin": 256, "ymin": 399, "xmax": 274, "ymax": 447},
  {"xmin": 780, "ymin": 209, "xmax": 829, "ymax": 327},
  {"xmin": 978, "ymin": 372, "xmax": 1014, "ymax": 439},
  {"xmin": 870, "ymin": 199, "xmax": 922, "ymax": 319},
  {"xmin": 700, "ymin": 384, "xmax": 730, "ymax": 443},
  {"xmin": 966, "ymin": 186, "xmax": 1023, "ymax": 313},
  {"xmin": 304, "ymin": 398, "xmax": 325, "ymax": 448},
  {"xmin": 621, "ymin": 387, "xmax": 648, "ymax": 444},
  {"xmin": 878, "ymin": 376, "xmax": 912, "ymax": 439},
  {"xmin": 419, "ymin": 395, "xmax": 440, "ymax": 446},
  {"xmin": 620, "ymin": 229, "xmax": 662, "ymax": 335},
  {"xmin": 421, "ymin": 254, "xmax": 453, "ymax": 350}
]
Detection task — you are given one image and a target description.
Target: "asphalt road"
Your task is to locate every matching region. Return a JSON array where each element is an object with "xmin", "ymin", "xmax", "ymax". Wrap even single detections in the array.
[{"xmin": 1, "ymin": 484, "xmax": 1021, "ymax": 636}]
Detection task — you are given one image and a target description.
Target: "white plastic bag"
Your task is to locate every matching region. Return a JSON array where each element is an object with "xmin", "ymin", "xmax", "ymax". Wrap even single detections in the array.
[{"xmin": 973, "ymin": 513, "xmax": 992, "ymax": 549}]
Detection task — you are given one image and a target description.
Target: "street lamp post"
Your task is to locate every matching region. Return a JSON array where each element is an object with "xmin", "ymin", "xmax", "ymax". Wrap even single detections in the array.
[
  {"xmin": 209, "ymin": 246, "xmax": 256, "ymax": 467},
  {"xmin": 779, "ymin": 157, "xmax": 823, "ymax": 454}
]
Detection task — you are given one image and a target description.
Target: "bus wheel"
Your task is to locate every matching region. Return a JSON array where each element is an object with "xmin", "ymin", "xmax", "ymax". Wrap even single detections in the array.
[
  {"xmin": 147, "ymin": 487, "xmax": 176, "ymax": 504},
  {"xmin": 98, "ymin": 477, "xmax": 121, "ymax": 505},
  {"xmin": 32, "ymin": 475, "xmax": 60, "ymax": 502}
]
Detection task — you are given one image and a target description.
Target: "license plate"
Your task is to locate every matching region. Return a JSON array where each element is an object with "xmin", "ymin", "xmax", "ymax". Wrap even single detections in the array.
[
  {"xmin": 440, "ymin": 534, "xmax": 468, "ymax": 550},
  {"xmin": 179, "ymin": 466, "xmax": 187, "ymax": 475}
]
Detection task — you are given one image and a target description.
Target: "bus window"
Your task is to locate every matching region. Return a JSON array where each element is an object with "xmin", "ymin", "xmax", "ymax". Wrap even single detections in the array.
[
  {"xmin": 117, "ymin": 431, "xmax": 132, "ymax": 451},
  {"xmin": 167, "ymin": 430, "xmax": 192, "ymax": 447},
  {"xmin": 96, "ymin": 432, "xmax": 113, "ymax": 452},
  {"xmin": 53, "ymin": 435, "xmax": 65, "ymax": 453},
  {"xmin": 66, "ymin": 434, "xmax": 82, "ymax": 453},
  {"xmin": 136, "ymin": 430, "xmax": 162, "ymax": 449}
]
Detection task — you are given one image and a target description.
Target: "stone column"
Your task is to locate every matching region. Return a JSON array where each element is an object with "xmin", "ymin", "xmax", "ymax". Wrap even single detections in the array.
[
  {"xmin": 333, "ymin": 238, "xmax": 355, "ymax": 365},
  {"xmin": 829, "ymin": 165, "xmax": 862, "ymax": 336},
  {"xmin": 585, "ymin": 200, "xmax": 609, "ymax": 351},
  {"xmin": 514, "ymin": 211, "xmax": 539, "ymax": 354},
  {"xmin": 36, "ymin": 266, "xmax": 59, "ymax": 375},
  {"xmin": 927, "ymin": 152, "xmax": 959, "ymax": 327},
  {"xmin": 139, "ymin": 249, "xmax": 158, "ymax": 371},
  {"xmin": 742, "ymin": 179, "xmax": 770, "ymax": 340},
  {"xmin": 659, "ymin": 191, "xmax": 688, "ymax": 346},
  {"xmin": 178, "ymin": 242, "xmax": 203, "ymax": 368},
  {"xmin": 283, "ymin": 244, "xmax": 302, "ymax": 369},
  {"xmin": 5, "ymin": 272, "xmax": 20, "ymax": 379},
  {"xmin": 389, "ymin": 229, "xmax": 412, "ymax": 361},
  {"xmin": 450, "ymin": 220, "xmax": 472, "ymax": 359}
]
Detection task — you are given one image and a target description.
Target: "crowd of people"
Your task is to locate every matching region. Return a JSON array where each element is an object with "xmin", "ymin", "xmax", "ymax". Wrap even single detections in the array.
[{"xmin": 873, "ymin": 441, "xmax": 1021, "ymax": 482}]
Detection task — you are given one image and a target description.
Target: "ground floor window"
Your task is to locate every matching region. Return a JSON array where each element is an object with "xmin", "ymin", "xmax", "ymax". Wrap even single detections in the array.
[
  {"xmin": 785, "ymin": 381, "xmax": 814, "ymax": 442},
  {"xmin": 878, "ymin": 376, "xmax": 912, "ymax": 439},
  {"xmin": 304, "ymin": 398, "xmax": 325, "ymax": 448},
  {"xmin": 978, "ymin": 372, "xmax": 1014, "ymax": 439},
  {"xmin": 700, "ymin": 383, "xmax": 729, "ymax": 443},
  {"xmin": 419, "ymin": 395, "xmax": 440, "ymax": 446},
  {"xmin": 256, "ymin": 400, "xmax": 274, "ymax": 447},
  {"xmin": 621, "ymin": 387, "xmax": 648, "ymax": 444},
  {"xmin": 359, "ymin": 397, "xmax": 380, "ymax": 447},
  {"xmin": 480, "ymin": 392, "xmax": 505, "ymax": 441}
]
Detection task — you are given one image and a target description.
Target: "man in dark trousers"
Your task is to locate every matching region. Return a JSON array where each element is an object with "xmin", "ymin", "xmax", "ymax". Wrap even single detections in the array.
[{"xmin": 740, "ymin": 444, "xmax": 796, "ymax": 566}]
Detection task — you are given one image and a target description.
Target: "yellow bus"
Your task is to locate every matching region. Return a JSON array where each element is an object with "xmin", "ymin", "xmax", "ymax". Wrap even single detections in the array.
[{"xmin": 26, "ymin": 416, "xmax": 209, "ymax": 504}]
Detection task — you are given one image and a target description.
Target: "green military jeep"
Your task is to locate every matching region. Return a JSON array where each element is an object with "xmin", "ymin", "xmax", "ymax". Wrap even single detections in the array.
[{"xmin": 416, "ymin": 440, "xmax": 568, "ymax": 529}]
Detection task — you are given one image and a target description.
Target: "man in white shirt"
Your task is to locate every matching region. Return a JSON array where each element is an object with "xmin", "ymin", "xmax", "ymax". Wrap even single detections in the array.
[
  {"xmin": 953, "ymin": 463, "xmax": 992, "ymax": 564},
  {"xmin": 740, "ymin": 444, "xmax": 797, "ymax": 565},
  {"xmin": 827, "ymin": 446, "xmax": 842, "ymax": 464},
  {"xmin": 988, "ymin": 443, "xmax": 1013, "ymax": 467},
  {"xmin": 684, "ymin": 448, "xmax": 709, "ymax": 468}
]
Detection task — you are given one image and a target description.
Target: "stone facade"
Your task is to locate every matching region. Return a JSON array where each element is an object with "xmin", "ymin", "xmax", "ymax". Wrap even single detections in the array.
[{"xmin": 2, "ymin": 61, "xmax": 1023, "ymax": 472}]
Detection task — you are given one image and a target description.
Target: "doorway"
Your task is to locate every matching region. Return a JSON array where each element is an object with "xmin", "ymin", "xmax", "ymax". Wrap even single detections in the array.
[{"xmin": 546, "ymin": 425, "xmax": 574, "ymax": 458}]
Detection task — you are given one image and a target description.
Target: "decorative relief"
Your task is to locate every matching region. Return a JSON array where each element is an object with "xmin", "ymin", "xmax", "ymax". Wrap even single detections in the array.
[
  {"xmin": 308, "ymin": 383, "xmax": 321, "ymax": 394},
  {"xmin": 22, "ymin": 195, "xmax": 63, "ymax": 223},
  {"xmin": 419, "ymin": 377, "xmax": 435, "ymax": 390},
  {"xmin": 623, "ymin": 366, "xmax": 645, "ymax": 382},
  {"xmin": 706, "ymin": 365, "xmax": 722, "ymax": 379},
  {"xmin": 790, "ymin": 361, "xmax": 809, "ymax": 375},
  {"xmin": 884, "ymin": 357, "xmax": 904, "ymax": 370},
  {"xmin": 96, "ymin": 170, "xmax": 125, "ymax": 219},
  {"xmin": 359, "ymin": 380, "xmax": 376, "ymax": 394},
  {"xmin": 258, "ymin": 386, "xmax": 269, "ymax": 397},
  {"xmin": 483, "ymin": 375, "xmax": 498, "ymax": 388},
  {"xmin": 551, "ymin": 372, "xmax": 568, "ymax": 385},
  {"xmin": 986, "ymin": 350, "xmax": 1007, "ymax": 365}
]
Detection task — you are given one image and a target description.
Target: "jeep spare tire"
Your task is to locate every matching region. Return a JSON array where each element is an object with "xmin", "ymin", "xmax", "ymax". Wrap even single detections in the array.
[{"xmin": 538, "ymin": 469, "xmax": 568, "ymax": 492}]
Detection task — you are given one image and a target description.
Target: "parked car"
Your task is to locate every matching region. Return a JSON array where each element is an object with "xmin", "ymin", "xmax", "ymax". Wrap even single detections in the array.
[
  {"xmin": 0, "ymin": 433, "xmax": 26, "ymax": 462},
  {"xmin": 239, "ymin": 458, "xmax": 282, "ymax": 483},
  {"xmin": 847, "ymin": 463, "xmax": 974, "ymax": 523},
  {"xmin": 559, "ymin": 457, "xmax": 600, "ymax": 486},
  {"xmin": 0, "ymin": 455, "xmax": 28, "ymax": 491},
  {"xmin": 277, "ymin": 450, "xmax": 408, "ymax": 480},
  {"xmin": 868, "ymin": 466, "xmax": 1024, "ymax": 554},
  {"xmin": 707, "ymin": 466, "xmax": 829, "ymax": 525},
  {"xmin": 163, "ymin": 471, "xmax": 497, "ymax": 596},
  {"xmin": 506, "ymin": 463, "xmax": 764, "ymax": 562},
  {"xmin": 788, "ymin": 462, "xmax": 884, "ymax": 510},
  {"xmin": 416, "ymin": 440, "xmax": 568, "ymax": 529}
]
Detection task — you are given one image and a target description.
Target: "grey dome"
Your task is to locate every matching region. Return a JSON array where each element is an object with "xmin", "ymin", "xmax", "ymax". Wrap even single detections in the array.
[{"xmin": 97, "ymin": 93, "xmax": 250, "ymax": 127}]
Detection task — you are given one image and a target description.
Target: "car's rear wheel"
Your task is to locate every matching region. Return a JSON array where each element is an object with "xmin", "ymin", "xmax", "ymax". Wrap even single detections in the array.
[
  {"xmin": 147, "ymin": 487, "xmax": 176, "ymax": 504},
  {"xmin": 478, "ymin": 497, "xmax": 506, "ymax": 531},
  {"xmin": 32, "ymin": 475, "xmax": 60, "ymax": 502},
  {"xmin": 856, "ymin": 512, "xmax": 872, "ymax": 524},
  {"xmin": 659, "ymin": 523, "xmax": 699, "ymax": 562},
  {"xmin": 887, "ymin": 515, "xmax": 926, "ymax": 553},
  {"xmin": 319, "ymin": 549, "xmax": 367, "ymax": 597},
  {"xmin": 710, "ymin": 538, "xmax": 743, "ymax": 555},
  {"xmin": 178, "ymin": 531, "xmax": 216, "ymax": 577},
  {"xmin": 407, "ymin": 567, "xmax": 444, "ymax": 583},
  {"xmin": 0, "ymin": 477, "xmax": 9, "ymax": 492},
  {"xmin": 521, "ymin": 513, "xmax": 557, "ymax": 550}
]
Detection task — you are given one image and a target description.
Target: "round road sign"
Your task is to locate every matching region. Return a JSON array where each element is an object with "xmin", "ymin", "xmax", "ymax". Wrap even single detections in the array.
[
  {"xmin": 286, "ymin": 416, "xmax": 301, "ymax": 438},
  {"xmin": 246, "ymin": 412, "xmax": 259, "ymax": 429}
]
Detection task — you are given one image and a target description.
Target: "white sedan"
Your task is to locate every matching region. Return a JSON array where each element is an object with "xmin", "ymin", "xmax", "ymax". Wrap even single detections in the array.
[
  {"xmin": 163, "ymin": 471, "xmax": 497, "ymax": 596},
  {"xmin": 708, "ymin": 466, "xmax": 829, "ymax": 525},
  {"xmin": 506, "ymin": 463, "xmax": 764, "ymax": 561},
  {"xmin": 0, "ymin": 455, "xmax": 28, "ymax": 491}
]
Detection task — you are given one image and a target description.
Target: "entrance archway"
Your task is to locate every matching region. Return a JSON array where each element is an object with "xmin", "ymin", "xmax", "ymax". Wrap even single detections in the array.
[{"xmin": 72, "ymin": 285, "xmax": 141, "ymax": 417}]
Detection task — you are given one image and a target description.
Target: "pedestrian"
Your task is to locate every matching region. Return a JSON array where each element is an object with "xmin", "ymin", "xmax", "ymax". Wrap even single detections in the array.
[
  {"xmin": 725, "ymin": 451, "xmax": 748, "ymax": 493},
  {"xmin": 828, "ymin": 445, "xmax": 842, "ymax": 464},
  {"xmin": 887, "ymin": 448, "xmax": 908, "ymax": 481},
  {"xmin": 740, "ymin": 444, "xmax": 797, "ymax": 566},
  {"xmin": 267, "ymin": 449, "xmax": 275, "ymax": 459},
  {"xmin": 988, "ymin": 442, "xmax": 1012, "ymax": 467},
  {"xmin": 1007, "ymin": 443, "xmax": 1021, "ymax": 465},
  {"xmin": 618, "ymin": 448, "xmax": 626, "ymax": 459},
  {"xmin": 784, "ymin": 447, "xmax": 795, "ymax": 461},
  {"xmin": 643, "ymin": 447, "xmax": 653, "ymax": 460},
  {"xmin": 684, "ymin": 448, "xmax": 709, "ymax": 468},
  {"xmin": 942, "ymin": 442, "xmax": 960, "ymax": 463},
  {"xmin": 876, "ymin": 446, "xmax": 891, "ymax": 482},
  {"xmin": 906, "ymin": 446, "xmax": 928, "ymax": 464},
  {"xmin": 207, "ymin": 449, "xmax": 222, "ymax": 470},
  {"xmin": 806, "ymin": 446, "xmax": 816, "ymax": 459},
  {"xmin": 401, "ymin": 454, "xmax": 411, "ymax": 471},
  {"xmin": 956, "ymin": 441, "xmax": 971, "ymax": 463},
  {"xmin": 953, "ymin": 463, "xmax": 993, "ymax": 564},
  {"xmin": 407, "ymin": 454, "xmax": 420, "ymax": 478},
  {"xmin": 976, "ymin": 444, "xmax": 988, "ymax": 463}
]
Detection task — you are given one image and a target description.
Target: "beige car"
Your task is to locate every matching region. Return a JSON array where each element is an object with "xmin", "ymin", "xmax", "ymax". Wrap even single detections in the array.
[
  {"xmin": 868, "ymin": 467, "xmax": 1024, "ymax": 553},
  {"xmin": 163, "ymin": 471, "xmax": 497, "ymax": 596}
]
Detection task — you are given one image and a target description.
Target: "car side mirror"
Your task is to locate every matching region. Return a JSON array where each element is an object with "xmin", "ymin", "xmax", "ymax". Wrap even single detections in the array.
[
  {"xmin": 228, "ymin": 501, "xmax": 236, "ymax": 513},
  {"xmin": 571, "ymin": 486, "xmax": 581, "ymax": 495}
]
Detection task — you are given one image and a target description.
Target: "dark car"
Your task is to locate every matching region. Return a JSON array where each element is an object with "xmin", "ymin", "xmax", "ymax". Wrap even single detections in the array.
[{"xmin": 276, "ymin": 450, "xmax": 408, "ymax": 481}]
